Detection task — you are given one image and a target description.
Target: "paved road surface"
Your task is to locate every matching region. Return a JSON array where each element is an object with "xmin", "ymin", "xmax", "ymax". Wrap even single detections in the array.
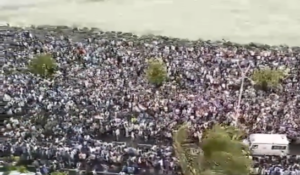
[{"xmin": 0, "ymin": 0, "xmax": 300, "ymax": 45}]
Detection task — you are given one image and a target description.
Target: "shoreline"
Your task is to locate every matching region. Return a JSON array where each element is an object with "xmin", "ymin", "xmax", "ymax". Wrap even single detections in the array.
[{"xmin": 1, "ymin": 25, "xmax": 300, "ymax": 50}]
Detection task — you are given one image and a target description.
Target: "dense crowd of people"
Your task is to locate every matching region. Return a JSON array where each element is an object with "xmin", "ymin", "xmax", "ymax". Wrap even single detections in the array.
[{"xmin": 2, "ymin": 25, "xmax": 300, "ymax": 175}]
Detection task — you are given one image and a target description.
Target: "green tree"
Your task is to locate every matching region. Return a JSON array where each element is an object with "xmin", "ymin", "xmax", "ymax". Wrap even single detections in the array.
[
  {"xmin": 251, "ymin": 67, "xmax": 288, "ymax": 90},
  {"xmin": 28, "ymin": 54, "xmax": 57, "ymax": 78},
  {"xmin": 145, "ymin": 58, "xmax": 167, "ymax": 86},
  {"xmin": 174, "ymin": 124, "xmax": 251, "ymax": 175},
  {"xmin": 3, "ymin": 166, "xmax": 16, "ymax": 175},
  {"xmin": 51, "ymin": 171, "xmax": 68, "ymax": 175},
  {"xmin": 3, "ymin": 165, "xmax": 28, "ymax": 175},
  {"xmin": 16, "ymin": 166, "xmax": 28, "ymax": 173}
]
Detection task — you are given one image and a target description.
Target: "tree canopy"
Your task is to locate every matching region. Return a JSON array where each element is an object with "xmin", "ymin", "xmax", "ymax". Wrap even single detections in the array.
[
  {"xmin": 174, "ymin": 124, "xmax": 252, "ymax": 175},
  {"xmin": 28, "ymin": 54, "xmax": 57, "ymax": 78},
  {"xmin": 251, "ymin": 66, "xmax": 289, "ymax": 90},
  {"xmin": 145, "ymin": 58, "xmax": 167, "ymax": 86}
]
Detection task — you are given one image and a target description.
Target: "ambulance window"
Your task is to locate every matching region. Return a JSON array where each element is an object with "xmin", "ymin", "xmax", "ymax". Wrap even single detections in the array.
[
  {"xmin": 271, "ymin": 146, "xmax": 287, "ymax": 150},
  {"xmin": 252, "ymin": 145, "xmax": 258, "ymax": 149}
]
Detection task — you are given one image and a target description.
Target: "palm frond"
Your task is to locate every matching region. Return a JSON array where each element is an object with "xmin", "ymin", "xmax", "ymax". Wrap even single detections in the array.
[{"xmin": 174, "ymin": 124, "xmax": 252, "ymax": 175}]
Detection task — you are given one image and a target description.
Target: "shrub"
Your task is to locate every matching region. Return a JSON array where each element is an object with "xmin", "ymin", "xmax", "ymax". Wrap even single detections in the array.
[
  {"xmin": 251, "ymin": 67, "xmax": 288, "ymax": 90},
  {"xmin": 51, "ymin": 171, "xmax": 68, "ymax": 175},
  {"xmin": 16, "ymin": 166, "xmax": 28, "ymax": 173},
  {"xmin": 28, "ymin": 54, "xmax": 57, "ymax": 78},
  {"xmin": 3, "ymin": 165, "xmax": 28, "ymax": 175},
  {"xmin": 145, "ymin": 58, "xmax": 167, "ymax": 86}
]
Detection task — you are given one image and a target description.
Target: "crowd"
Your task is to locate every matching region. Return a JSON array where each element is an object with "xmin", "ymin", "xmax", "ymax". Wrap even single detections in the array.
[{"xmin": 2, "ymin": 25, "xmax": 300, "ymax": 175}]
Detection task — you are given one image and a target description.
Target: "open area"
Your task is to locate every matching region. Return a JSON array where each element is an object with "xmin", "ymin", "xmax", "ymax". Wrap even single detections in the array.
[{"xmin": 1, "ymin": 0, "xmax": 300, "ymax": 45}]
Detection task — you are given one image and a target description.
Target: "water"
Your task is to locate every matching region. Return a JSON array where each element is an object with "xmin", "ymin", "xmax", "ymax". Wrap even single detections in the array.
[{"xmin": 0, "ymin": 0, "xmax": 300, "ymax": 44}]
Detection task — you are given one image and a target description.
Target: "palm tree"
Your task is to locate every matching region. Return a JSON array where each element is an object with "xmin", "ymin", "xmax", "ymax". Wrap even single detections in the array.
[
  {"xmin": 173, "ymin": 124, "xmax": 203, "ymax": 175},
  {"xmin": 174, "ymin": 124, "xmax": 252, "ymax": 175},
  {"xmin": 145, "ymin": 58, "xmax": 167, "ymax": 86}
]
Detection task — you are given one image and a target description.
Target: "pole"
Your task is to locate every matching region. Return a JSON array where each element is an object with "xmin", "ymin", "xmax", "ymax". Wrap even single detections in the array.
[{"xmin": 233, "ymin": 63, "xmax": 251, "ymax": 127}]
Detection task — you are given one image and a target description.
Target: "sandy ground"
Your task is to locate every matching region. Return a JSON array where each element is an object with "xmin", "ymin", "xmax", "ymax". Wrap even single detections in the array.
[{"xmin": 0, "ymin": 0, "xmax": 300, "ymax": 45}]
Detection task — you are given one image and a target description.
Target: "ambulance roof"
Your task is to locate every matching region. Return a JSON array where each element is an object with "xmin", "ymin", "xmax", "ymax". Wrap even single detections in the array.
[{"xmin": 249, "ymin": 134, "xmax": 289, "ymax": 145}]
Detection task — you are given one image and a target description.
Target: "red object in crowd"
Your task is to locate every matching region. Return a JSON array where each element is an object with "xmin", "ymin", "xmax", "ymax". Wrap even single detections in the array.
[
  {"xmin": 74, "ymin": 47, "xmax": 86, "ymax": 55},
  {"xmin": 78, "ymin": 48, "xmax": 86, "ymax": 55}
]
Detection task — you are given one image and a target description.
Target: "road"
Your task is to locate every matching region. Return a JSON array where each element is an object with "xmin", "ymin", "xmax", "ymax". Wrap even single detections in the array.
[{"xmin": 0, "ymin": 0, "xmax": 300, "ymax": 45}]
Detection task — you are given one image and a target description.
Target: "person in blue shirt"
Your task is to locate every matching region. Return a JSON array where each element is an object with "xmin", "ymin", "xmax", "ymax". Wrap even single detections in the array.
[{"xmin": 121, "ymin": 165, "xmax": 140, "ymax": 175}]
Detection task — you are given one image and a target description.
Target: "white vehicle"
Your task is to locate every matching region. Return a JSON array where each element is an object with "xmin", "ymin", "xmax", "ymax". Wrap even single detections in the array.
[{"xmin": 245, "ymin": 133, "xmax": 289, "ymax": 156}]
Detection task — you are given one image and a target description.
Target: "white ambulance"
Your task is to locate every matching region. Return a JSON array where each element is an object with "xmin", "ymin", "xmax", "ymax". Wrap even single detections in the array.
[{"xmin": 245, "ymin": 133, "xmax": 289, "ymax": 156}]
